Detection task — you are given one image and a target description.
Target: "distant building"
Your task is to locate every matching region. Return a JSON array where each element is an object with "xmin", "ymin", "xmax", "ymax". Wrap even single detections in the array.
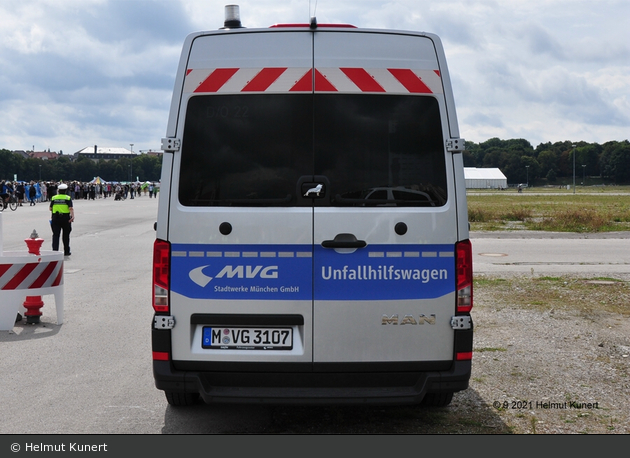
[
  {"xmin": 30, "ymin": 150, "xmax": 59, "ymax": 160},
  {"xmin": 11, "ymin": 150, "xmax": 59, "ymax": 160},
  {"xmin": 11, "ymin": 150, "xmax": 31, "ymax": 159},
  {"xmin": 74, "ymin": 146, "xmax": 136, "ymax": 162},
  {"xmin": 464, "ymin": 167, "xmax": 508, "ymax": 189}
]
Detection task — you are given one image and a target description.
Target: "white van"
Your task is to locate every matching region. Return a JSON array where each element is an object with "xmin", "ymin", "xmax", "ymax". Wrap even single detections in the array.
[{"xmin": 152, "ymin": 6, "xmax": 473, "ymax": 407}]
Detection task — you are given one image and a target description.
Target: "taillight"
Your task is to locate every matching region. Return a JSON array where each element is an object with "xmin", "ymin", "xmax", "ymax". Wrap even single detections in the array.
[
  {"xmin": 456, "ymin": 239, "xmax": 473, "ymax": 313},
  {"xmin": 153, "ymin": 239, "xmax": 170, "ymax": 313}
]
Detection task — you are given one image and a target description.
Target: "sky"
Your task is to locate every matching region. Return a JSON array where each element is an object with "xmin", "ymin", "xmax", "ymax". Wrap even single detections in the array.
[{"xmin": 0, "ymin": 0, "xmax": 628, "ymax": 155}]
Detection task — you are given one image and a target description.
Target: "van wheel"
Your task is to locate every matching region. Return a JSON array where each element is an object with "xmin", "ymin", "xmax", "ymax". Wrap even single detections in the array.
[
  {"xmin": 420, "ymin": 392, "xmax": 453, "ymax": 407},
  {"xmin": 165, "ymin": 391, "xmax": 200, "ymax": 406}
]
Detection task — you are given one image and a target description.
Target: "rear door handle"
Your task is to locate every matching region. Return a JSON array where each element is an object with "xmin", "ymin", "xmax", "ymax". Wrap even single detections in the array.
[
  {"xmin": 321, "ymin": 240, "xmax": 367, "ymax": 249},
  {"xmin": 321, "ymin": 233, "xmax": 366, "ymax": 249}
]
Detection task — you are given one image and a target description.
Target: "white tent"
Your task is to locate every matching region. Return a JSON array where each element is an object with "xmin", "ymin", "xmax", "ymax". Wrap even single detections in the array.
[{"xmin": 464, "ymin": 168, "xmax": 507, "ymax": 189}]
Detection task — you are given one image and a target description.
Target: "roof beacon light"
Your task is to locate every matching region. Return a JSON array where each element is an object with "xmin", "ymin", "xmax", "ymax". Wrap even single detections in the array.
[{"xmin": 223, "ymin": 4, "xmax": 243, "ymax": 29}]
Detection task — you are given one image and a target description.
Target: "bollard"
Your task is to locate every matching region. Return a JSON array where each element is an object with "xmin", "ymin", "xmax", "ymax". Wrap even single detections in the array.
[{"xmin": 23, "ymin": 230, "xmax": 45, "ymax": 324}]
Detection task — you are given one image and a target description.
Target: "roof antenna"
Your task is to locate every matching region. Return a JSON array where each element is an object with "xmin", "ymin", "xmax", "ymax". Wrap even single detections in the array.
[{"xmin": 309, "ymin": 0, "xmax": 318, "ymax": 29}]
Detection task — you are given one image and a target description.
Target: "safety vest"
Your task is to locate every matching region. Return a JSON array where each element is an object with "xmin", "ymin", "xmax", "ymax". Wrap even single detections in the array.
[{"xmin": 51, "ymin": 194, "xmax": 72, "ymax": 214}]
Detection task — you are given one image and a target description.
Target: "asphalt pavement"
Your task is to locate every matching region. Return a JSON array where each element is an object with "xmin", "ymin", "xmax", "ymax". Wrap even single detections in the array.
[
  {"xmin": 0, "ymin": 195, "xmax": 628, "ymax": 434},
  {"xmin": 471, "ymin": 230, "xmax": 630, "ymax": 278}
]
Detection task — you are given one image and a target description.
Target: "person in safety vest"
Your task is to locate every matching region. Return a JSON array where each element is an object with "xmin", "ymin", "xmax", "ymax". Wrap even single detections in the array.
[{"xmin": 49, "ymin": 183, "xmax": 75, "ymax": 256}]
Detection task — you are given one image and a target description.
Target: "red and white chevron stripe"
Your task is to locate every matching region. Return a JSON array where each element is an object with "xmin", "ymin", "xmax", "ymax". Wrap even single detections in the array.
[
  {"xmin": 0, "ymin": 260, "xmax": 63, "ymax": 291},
  {"xmin": 185, "ymin": 67, "xmax": 443, "ymax": 94}
]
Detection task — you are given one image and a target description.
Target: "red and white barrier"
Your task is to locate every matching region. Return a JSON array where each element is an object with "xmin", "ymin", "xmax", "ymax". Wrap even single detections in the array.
[{"xmin": 0, "ymin": 214, "xmax": 64, "ymax": 331}]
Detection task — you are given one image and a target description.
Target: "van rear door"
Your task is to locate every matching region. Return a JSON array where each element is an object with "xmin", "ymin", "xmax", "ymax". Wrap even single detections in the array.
[
  {"xmin": 168, "ymin": 31, "xmax": 316, "ymax": 364},
  {"xmin": 309, "ymin": 32, "xmax": 458, "ymax": 364}
]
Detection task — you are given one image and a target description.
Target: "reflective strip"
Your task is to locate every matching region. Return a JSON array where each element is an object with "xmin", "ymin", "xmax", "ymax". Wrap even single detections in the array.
[
  {"xmin": 2, "ymin": 263, "xmax": 37, "ymax": 290},
  {"xmin": 388, "ymin": 68, "xmax": 434, "ymax": 93},
  {"xmin": 318, "ymin": 68, "xmax": 443, "ymax": 94},
  {"xmin": 456, "ymin": 351, "xmax": 473, "ymax": 361},
  {"xmin": 241, "ymin": 67, "xmax": 287, "ymax": 91},
  {"xmin": 340, "ymin": 68, "xmax": 386, "ymax": 92},
  {"xmin": 191, "ymin": 68, "xmax": 239, "ymax": 93},
  {"xmin": 186, "ymin": 67, "xmax": 443, "ymax": 94},
  {"xmin": 28, "ymin": 261, "xmax": 58, "ymax": 289},
  {"xmin": 172, "ymin": 249, "xmax": 312, "ymax": 258},
  {"xmin": 52, "ymin": 265, "xmax": 64, "ymax": 287},
  {"xmin": 0, "ymin": 260, "xmax": 64, "ymax": 290},
  {"xmin": 152, "ymin": 351, "xmax": 170, "ymax": 361}
]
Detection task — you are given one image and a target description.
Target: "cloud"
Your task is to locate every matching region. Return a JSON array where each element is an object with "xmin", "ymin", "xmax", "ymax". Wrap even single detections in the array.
[
  {"xmin": 524, "ymin": 24, "xmax": 566, "ymax": 60},
  {"xmin": 0, "ymin": 0, "xmax": 628, "ymax": 155},
  {"xmin": 0, "ymin": 0, "xmax": 191, "ymax": 153}
]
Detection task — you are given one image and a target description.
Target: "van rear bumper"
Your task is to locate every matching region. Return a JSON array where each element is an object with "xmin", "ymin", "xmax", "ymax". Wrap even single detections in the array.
[{"xmin": 153, "ymin": 360, "xmax": 471, "ymax": 405}]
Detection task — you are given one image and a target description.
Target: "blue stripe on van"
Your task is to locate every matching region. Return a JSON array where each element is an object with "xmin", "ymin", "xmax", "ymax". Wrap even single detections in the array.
[
  {"xmin": 170, "ymin": 243, "xmax": 455, "ymax": 301},
  {"xmin": 170, "ymin": 244, "xmax": 313, "ymax": 300},
  {"xmin": 314, "ymin": 244, "xmax": 455, "ymax": 301}
]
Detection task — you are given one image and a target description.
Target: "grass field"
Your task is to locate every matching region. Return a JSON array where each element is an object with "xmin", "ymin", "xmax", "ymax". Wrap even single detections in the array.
[
  {"xmin": 474, "ymin": 275, "xmax": 630, "ymax": 316},
  {"xmin": 467, "ymin": 186, "xmax": 630, "ymax": 232}
]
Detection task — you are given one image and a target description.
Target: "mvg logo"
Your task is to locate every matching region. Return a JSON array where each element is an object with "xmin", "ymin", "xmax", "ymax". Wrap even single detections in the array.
[{"xmin": 189, "ymin": 265, "xmax": 279, "ymax": 287}]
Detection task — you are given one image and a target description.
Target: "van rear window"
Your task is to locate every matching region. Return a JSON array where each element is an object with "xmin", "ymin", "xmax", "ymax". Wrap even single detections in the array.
[{"xmin": 179, "ymin": 94, "xmax": 447, "ymax": 207}]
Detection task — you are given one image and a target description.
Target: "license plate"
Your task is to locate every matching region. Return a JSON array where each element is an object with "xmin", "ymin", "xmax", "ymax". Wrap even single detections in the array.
[{"xmin": 202, "ymin": 326, "xmax": 293, "ymax": 350}]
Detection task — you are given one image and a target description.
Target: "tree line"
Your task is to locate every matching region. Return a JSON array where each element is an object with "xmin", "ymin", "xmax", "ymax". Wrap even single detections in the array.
[
  {"xmin": 0, "ymin": 149, "xmax": 162, "ymax": 183},
  {"xmin": 463, "ymin": 139, "xmax": 630, "ymax": 186},
  {"xmin": 3, "ymin": 138, "xmax": 629, "ymax": 186}
]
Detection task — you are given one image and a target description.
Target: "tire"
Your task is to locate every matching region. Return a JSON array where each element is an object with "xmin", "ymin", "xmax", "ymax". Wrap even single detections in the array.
[
  {"xmin": 420, "ymin": 392, "xmax": 454, "ymax": 407},
  {"xmin": 165, "ymin": 391, "xmax": 200, "ymax": 406},
  {"xmin": 9, "ymin": 198, "xmax": 18, "ymax": 211}
]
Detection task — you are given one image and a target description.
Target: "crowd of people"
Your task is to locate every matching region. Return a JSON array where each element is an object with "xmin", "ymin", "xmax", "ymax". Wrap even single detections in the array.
[{"xmin": 0, "ymin": 180, "xmax": 159, "ymax": 206}]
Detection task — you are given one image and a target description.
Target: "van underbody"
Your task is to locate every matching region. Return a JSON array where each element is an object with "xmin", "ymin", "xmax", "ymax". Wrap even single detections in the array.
[{"xmin": 153, "ymin": 360, "xmax": 472, "ymax": 406}]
